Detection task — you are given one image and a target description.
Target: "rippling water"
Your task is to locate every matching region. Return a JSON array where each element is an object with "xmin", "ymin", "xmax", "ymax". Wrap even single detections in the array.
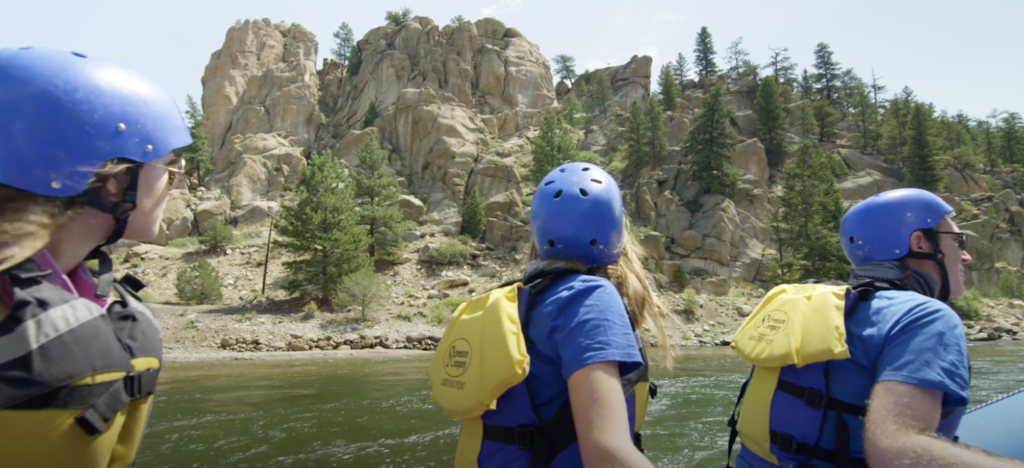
[{"xmin": 137, "ymin": 343, "xmax": 1024, "ymax": 468}]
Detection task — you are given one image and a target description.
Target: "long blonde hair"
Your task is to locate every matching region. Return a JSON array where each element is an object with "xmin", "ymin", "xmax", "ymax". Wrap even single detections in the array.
[
  {"xmin": 527, "ymin": 217, "xmax": 675, "ymax": 368},
  {"xmin": 0, "ymin": 162, "xmax": 134, "ymax": 272}
]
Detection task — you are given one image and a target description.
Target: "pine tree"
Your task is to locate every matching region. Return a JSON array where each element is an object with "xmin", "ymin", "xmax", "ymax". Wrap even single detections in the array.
[
  {"xmin": 812, "ymin": 42, "xmax": 841, "ymax": 104},
  {"xmin": 798, "ymin": 69, "xmax": 815, "ymax": 101},
  {"xmin": 998, "ymin": 111, "xmax": 1024, "ymax": 166},
  {"xmin": 684, "ymin": 85, "xmax": 740, "ymax": 197},
  {"xmin": 657, "ymin": 64, "xmax": 678, "ymax": 112},
  {"xmin": 849, "ymin": 86, "xmax": 879, "ymax": 152},
  {"xmin": 460, "ymin": 187, "xmax": 486, "ymax": 239},
  {"xmin": 625, "ymin": 100, "xmax": 646, "ymax": 169},
  {"xmin": 530, "ymin": 113, "xmax": 578, "ymax": 181},
  {"xmin": 904, "ymin": 104, "xmax": 945, "ymax": 192},
  {"xmin": 561, "ymin": 92, "xmax": 581, "ymax": 127},
  {"xmin": 180, "ymin": 95, "xmax": 213, "ymax": 186},
  {"xmin": 592, "ymin": 72, "xmax": 614, "ymax": 115},
  {"xmin": 764, "ymin": 46, "xmax": 796, "ymax": 87},
  {"xmin": 384, "ymin": 7, "xmax": 413, "ymax": 26},
  {"xmin": 725, "ymin": 37, "xmax": 750, "ymax": 79},
  {"xmin": 672, "ymin": 52, "xmax": 690, "ymax": 93},
  {"xmin": 644, "ymin": 96, "xmax": 668, "ymax": 171},
  {"xmin": 347, "ymin": 43, "xmax": 363, "ymax": 76},
  {"xmin": 795, "ymin": 102, "xmax": 817, "ymax": 139},
  {"xmin": 331, "ymin": 22, "xmax": 354, "ymax": 64},
  {"xmin": 553, "ymin": 54, "xmax": 578, "ymax": 85},
  {"xmin": 351, "ymin": 131, "xmax": 406, "ymax": 261},
  {"xmin": 363, "ymin": 98, "xmax": 379, "ymax": 128},
  {"xmin": 754, "ymin": 78, "xmax": 787, "ymax": 167},
  {"xmin": 275, "ymin": 152, "xmax": 372, "ymax": 306},
  {"xmin": 976, "ymin": 119, "xmax": 1000, "ymax": 169},
  {"xmin": 693, "ymin": 26, "xmax": 718, "ymax": 85},
  {"xmin": 879, "ymin": 87, "xmax": 916, "ymax": 168},
  {"xmin": 812, "ymin": 100, "xmax": 840, "ymax": 142},
  {"xmin": 869, "ymin": 70, "xmax": 887, "ymax": 153},
  {"xmin": 771, "ymin": 140, "xmax": 848, "ymax": 282}
]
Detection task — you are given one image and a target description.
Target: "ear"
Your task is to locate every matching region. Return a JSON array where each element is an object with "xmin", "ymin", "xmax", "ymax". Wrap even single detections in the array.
[
  {"xmin": 101, "ymin": 172, "xmax": 128, "ymax": 202},
  {"xmin": 907, "ymin": 230, "xmax": 931, "ymax": 254}
]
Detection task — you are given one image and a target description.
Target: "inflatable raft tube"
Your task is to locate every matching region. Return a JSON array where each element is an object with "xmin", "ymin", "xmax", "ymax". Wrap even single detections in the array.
[{"xmin": 955, "ymin": 386, "xmax": 1024, "ymax": 460}]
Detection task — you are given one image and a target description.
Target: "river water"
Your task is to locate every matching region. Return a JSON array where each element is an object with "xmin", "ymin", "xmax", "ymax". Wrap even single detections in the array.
[{"xmin": 137, "ymin": 344, "xmax": 1024, "ymax": 468}]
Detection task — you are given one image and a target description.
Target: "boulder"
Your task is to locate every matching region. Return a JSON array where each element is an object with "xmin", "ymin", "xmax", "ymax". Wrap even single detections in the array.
[{"xmin": 399, "ymin": 195, "xmax": 426, "ymax": 220}]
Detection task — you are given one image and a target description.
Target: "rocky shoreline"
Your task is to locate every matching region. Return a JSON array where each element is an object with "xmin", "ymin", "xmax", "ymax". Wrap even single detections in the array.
[
  {"xmin": 216, "ymin": 331, "xmax": 441, "ymax": 353},
  {"xmin": 964, "ymin": 318, "xmax": 1024, "ymax": 342},
  {"xmin": 158, "ymin": 316, "xmax": 1024, "ymax": 364}
]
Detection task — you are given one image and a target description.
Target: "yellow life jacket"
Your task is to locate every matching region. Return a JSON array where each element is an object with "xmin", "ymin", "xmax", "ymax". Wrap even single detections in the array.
[
  {"xmin": 0, "ymin": 253, "xmax": 162, "ymax": 468},
  {"xmin": 428, "ymin": 266, "xmax": 655, "ymax": 468}
]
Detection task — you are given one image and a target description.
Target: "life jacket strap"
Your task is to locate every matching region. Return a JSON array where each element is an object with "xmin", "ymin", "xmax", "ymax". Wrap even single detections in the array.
[
  {"xmin": 775, "ymin": 379, "xmax": 866, "ymax": 416},
  {"xmin": 768, "ymin": 430, "xmax": 869, "ymax": 468},
  {"xmin": 76, "ymin": 368, "xmax": 160, "ymax": 436},
  {"xmin": 482, "ymin": 424, "xmax": 538, "ymax": 450},
  {"xmin": 9, "ymin": 368, "xmax": 159, "ymax": 436}
]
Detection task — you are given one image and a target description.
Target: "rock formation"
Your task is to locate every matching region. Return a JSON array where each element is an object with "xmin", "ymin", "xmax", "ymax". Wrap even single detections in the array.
[{"xmin": 169, "ymin": 13, "xmax": 1024, "ymax": 297}]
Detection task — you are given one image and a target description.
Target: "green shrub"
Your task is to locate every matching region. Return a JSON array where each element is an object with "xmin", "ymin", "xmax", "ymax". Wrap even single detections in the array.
[
  {"xmin": 673, "ymin": 265, "xmax": 689, "ymax": 289},
  {"xmin": 200, "ymin": 219, "xmax": 238, "ymax": 252},
  {"xmin": 175, "ymin": 258, "xmax": 223, "ymax": 305},
  {"xmin": 421, "ymin": 239, "xmax": 474, "ymax": 265},
  {"xmin": 573, "ymin": 151, "xmax": 601, "ymax": 165},
  {"xmin": 430, "ymin": 298, "xmax": 466, "ymax": 325},
  {"xmin": 949, "ymin": 288, "xmax": 985, "ymax": 321},
  {"xmin": 683, "ymin": 198, "xmax": 703, "ymax": 214},
  {"xmin": 168, "ymin": 237, "xmax": 199, "ymax": 248},
  {"xmin": 997, "ymin": 270, "xmax": 1024, "ymax": 300}
]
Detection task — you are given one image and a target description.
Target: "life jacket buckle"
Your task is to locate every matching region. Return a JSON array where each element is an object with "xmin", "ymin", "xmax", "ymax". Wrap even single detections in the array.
[
  {"xmin": 124, "ymin": 369, "xmax": 158, "ymax": 399},
  {"xmin": 513, "ymin": 426, "xmax": 536, "ymax": 450},
  {"xmin": 773, "ymin": 432, "xmax": 800, "ymax": 454},
  {"xmin": 802, "ymin": 388, "xmax": 826, "ymax": 409}
]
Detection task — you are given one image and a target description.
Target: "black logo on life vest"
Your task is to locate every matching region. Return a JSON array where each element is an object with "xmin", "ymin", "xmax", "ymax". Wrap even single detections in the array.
[
  {"xmin": 755, "ymin": 310, "xmax": 788, "ymax": 336},
  {"xmin": 443, "ymin": 338, "xmax": 472, "ymax": 378}
]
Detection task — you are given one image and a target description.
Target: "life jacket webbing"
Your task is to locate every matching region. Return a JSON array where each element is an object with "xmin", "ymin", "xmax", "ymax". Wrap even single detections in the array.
[
  {"xmin": 10, "ymin": 367, "xmax": 159, "ymax": 435},
  {"xmin": 775, "ymin": 379, "xmax": 866, "ymax": 417}
]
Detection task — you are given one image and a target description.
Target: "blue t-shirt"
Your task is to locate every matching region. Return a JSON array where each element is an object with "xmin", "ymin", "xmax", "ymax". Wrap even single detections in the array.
[
  {"xmin": 523, "ymin": 273, "xmax": 644, "ymax": 466},
  {"xmin": 738, "ymin": 289, "xmax": 970, "ymax": 467}
]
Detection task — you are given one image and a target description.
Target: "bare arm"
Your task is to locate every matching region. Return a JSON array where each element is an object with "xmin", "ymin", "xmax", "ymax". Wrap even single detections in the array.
[
  {"xmin": 567, "ymin": 361, "xmax": 655, "ymax": 468},
  {"xmin": 864, "ymin": 380, "xmax": 1024, "ymax": 468}
]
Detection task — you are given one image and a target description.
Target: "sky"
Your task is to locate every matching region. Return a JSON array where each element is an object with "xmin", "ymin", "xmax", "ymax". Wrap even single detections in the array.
[{"xmin": 2, "ymin": 0, "xmax": 1021, "ymax": 120}]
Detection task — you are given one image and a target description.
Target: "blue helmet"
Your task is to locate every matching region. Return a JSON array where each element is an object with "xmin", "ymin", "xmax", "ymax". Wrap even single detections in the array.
[
  {"xmin": 840, "ymin": 188, "xmax": 955, "ymax": 267},
  {"xmin": 0, "ymin": 47, "xmax": 192, "ymax": 197},
  {"xmin": 530, "ymin": 162, "xmax": 624, "ymax": 268}
]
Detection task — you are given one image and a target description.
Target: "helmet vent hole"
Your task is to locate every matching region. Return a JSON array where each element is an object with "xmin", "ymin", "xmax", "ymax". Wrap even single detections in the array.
[
  {"xmin": 547, "ymin": 239, "xmax": 556, "ymax": 248},
  {"xmin": 582, "ymin": 167, "xmax": 591, "ymax": 172},
  {"xmin": 579, "ymin": 188, "xmax": 589, "ymax": 197},
  {"xmin": 848, "ymin": 236, "xmax": 855, "ymax": 244},
  {"xmin": 558, "ymin": 168, "xmax": 566, "ymax": 173},
  {"xmin": 553, "ymin": 189, "xmax": 563, "ymax": 199},
  {"xmin": 589, "ymin": 239, "xmax": 598, "ymax": 247},
  {"xmin": 71, "ymin": 51, "xmax": 87, "ymax": 58},
  {"xmin": 544, "ymin": 180, "xmax": 555, "ymax": 186},
  {"xmin": 590, "ymin": 179, "xmax": 602, "ymax": 184}
]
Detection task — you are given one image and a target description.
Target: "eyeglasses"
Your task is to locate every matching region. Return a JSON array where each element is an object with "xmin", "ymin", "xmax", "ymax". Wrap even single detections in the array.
[
  {"xmin": 934, "ymin": 231, "xmax": 967, "ymax": 250},
  {"xmin": 151, "ymin": 157, "xmax": 186, "ymax": 186}
]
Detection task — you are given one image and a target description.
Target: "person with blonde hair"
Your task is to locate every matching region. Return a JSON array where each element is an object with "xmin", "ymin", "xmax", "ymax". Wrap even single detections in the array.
[
  {"xmin": 445, "ymin": 161, "xmax": 674, "ymax": 468},
  {"xmin": 0, "ymin": 46, "xmax": 192, "ymax": 467}
]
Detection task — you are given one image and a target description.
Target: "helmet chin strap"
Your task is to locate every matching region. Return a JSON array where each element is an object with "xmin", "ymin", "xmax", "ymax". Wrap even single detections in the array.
[
  {"xmin": 904, "ymin": 229, "xmax": 951, "ymax": 302},
  {"xmin": 77, "ymin": 165, "xmax": 141, "ymax": 297}
]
